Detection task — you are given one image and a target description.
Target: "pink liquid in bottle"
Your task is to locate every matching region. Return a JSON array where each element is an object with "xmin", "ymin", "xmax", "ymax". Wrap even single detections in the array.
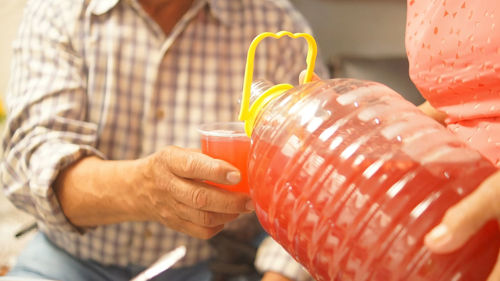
[{"xmin": 248, "ymin": 79, "xmax": 500, "ymax": 281}]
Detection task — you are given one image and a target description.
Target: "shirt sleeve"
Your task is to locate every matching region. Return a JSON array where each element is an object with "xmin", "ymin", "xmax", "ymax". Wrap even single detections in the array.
[
  {"xmin": 254, "ymin": 236, "xmax": 314, "ymax": 281},
  {"xmin": 1, "ymin": 0, "xmax": 105, "ymax": 233}
]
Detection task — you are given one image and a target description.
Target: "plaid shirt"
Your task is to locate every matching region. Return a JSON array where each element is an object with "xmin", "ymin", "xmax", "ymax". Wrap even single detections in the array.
[{"xmin": 1, "ymin": 0, "xmax": 326, "ymax": 280}]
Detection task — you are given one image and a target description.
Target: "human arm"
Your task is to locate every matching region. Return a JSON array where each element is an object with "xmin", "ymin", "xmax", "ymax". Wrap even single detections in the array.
[
  {"xmin": 0, "ymin": 0, "xmax": 103, "ymax": 232},
  {"xmin": 54, "ymin": 147, "xmax": 254, "ymax": 239},
  {"xmin": 0, "ymin": 0, "xmax": 252, "ymax": 238}
]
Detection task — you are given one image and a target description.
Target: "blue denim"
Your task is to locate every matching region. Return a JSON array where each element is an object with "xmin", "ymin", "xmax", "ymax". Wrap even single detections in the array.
[{"xmin": 5, "ymin": 232, "xmax": 212, "ymax": 281}]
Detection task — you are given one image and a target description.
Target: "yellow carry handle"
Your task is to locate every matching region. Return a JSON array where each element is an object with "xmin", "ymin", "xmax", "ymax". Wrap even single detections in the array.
[{"xmin": 238, "ymin": 31, "xmax": 318, "ymax": 137}]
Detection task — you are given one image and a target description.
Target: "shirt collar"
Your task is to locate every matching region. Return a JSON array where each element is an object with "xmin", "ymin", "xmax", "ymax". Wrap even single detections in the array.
[{"xmin": 88, "ymin": 0, "xmax": 235, "ymax": 26}]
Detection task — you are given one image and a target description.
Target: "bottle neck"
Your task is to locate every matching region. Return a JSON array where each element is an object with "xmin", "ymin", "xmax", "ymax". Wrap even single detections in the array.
[
  {"xmin": 240, "ymin": 79, "xmax": 293, "ymax": 136},
  {"xmin": 250, "ymin": 79, "xmax": 274, "ymax": 104}
]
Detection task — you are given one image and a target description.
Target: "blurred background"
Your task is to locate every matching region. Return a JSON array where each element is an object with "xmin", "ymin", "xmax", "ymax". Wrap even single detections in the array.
[
  {"xmin": 289, "ymin": 0, "xmax": 423, "ymax": 105},
  {"xmin": 0, "ymin": 0, "xmax": 423, "ymax": 275}
]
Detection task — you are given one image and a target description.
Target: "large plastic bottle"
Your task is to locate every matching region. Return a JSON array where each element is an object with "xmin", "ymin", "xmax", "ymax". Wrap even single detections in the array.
[{"xmin": 239, "ymin": 32, "xmax": 500, "ymax": 281}]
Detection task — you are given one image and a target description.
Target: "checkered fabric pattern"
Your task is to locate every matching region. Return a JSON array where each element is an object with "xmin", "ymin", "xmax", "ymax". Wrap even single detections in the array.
[{"xmin": 1, "ymin": 0, "xmax": 327, "ymax": 280}]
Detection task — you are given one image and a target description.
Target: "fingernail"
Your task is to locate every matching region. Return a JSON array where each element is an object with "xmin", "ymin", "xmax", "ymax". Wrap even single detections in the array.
[
  {"xmin": 226, "ymin": 171, "xmax": 241, "ymax": 184},
  {"xmin": 425, "ymin": 224, "xmax": 452, "ymax": 247},
  {"xmin": 246, "ymin": 200, "xmax": 255, "ymax": 211}
]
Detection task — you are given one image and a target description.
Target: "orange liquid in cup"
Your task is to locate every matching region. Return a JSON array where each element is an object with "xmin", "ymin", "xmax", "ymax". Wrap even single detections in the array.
[{"xmin": 199, "ymin": 123, "xmax": 251, "ymax": 194}]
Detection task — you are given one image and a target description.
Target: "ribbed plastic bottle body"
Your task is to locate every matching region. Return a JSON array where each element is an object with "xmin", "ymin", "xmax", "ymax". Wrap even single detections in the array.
[{"xmin": 247, "ymin": 79, "xmax": 500, "ymax": 281}]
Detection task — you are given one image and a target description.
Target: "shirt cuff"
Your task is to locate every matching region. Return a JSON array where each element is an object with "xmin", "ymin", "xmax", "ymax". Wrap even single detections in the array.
[
  {"xmin": 28, "ymin": 140, "xmax": 105, "ymax": 234},
  {"xmin": 254, "ymin": 236, "xmax": 314, "ymax": 281}
]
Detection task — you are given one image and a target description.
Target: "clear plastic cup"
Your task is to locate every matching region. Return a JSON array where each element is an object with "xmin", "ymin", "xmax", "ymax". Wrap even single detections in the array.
[{"xmin": 198, "ymin": 122, "xmax": 251, "ymax": 194}]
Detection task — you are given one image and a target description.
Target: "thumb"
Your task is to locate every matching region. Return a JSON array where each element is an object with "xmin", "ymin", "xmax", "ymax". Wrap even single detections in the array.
[
  {"xmin": 299, "ymin": 69, "xmax": 321, "ymax": 85},
  {"xmin": 424, "ymin": 171, "xmax": 500, "ymax": 253}
]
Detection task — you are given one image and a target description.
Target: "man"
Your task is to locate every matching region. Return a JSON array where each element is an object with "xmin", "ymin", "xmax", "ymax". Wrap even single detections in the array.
[{"xmin": 1, "ymin": 0, "xmax": 327, "ymax": 280}]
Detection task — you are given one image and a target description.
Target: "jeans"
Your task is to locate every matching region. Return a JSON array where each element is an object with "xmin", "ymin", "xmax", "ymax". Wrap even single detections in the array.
[{"xmin": 4, "ymin": 232, "xmax": 213, "ymax": 281}]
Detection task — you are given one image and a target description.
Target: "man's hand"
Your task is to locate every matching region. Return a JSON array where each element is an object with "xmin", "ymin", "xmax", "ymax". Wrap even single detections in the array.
[
  {"xmin": 135, "ymin": 146, "xmax": 254, "ymax": 239},
  {"xmin": 55, "ymin": 146, "xmax": 253, "ymax": 240},
  {"xmin": 261, "ymin": 272, "xmax": 293, "ymax": 281},
  {"xmin": 424, "ymin": 169, "xmax": 500, "ymax": 281}
]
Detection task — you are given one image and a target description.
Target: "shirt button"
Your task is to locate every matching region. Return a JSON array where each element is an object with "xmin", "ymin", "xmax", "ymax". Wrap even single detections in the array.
[
  {"xmin": 156, "ymin": 109, "xmax": 165, "ymax": 120},
  {"xmin": 144, "ymin": 228, "xmax": 152, "ymax": 238}
]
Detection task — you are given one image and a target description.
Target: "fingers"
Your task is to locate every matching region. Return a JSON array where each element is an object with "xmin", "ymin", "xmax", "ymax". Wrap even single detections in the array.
[
  {"xmin": 424, "ymin": 171, "xmax": 500, "ymax": 253},
  {"xmin": 142, "ymin": 145, "xmax": 255, "ymax": 239},
  {"xmin": 299, "ymin": 69, "xmax": 321, "ymax": 85},
  {"xmin": 169, "ymin": 176, "xmax": 254, "ymax": 214},
  {"xmin": 169, "ymin": 199, "xmax": 240, "ymax": 227},
  {"xmin": 163, "ymin": 146, "xmax": 241, "ymax": 185}
]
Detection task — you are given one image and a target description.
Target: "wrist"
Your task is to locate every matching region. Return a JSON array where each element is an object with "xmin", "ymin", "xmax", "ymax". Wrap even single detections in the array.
[
  {"xmin": 55, "ymin": 156, "xmax": 147, "ymax": 226},
  {"xmin": 126, "ymin": 157, "xmax": 153, "ymax": 222}
]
